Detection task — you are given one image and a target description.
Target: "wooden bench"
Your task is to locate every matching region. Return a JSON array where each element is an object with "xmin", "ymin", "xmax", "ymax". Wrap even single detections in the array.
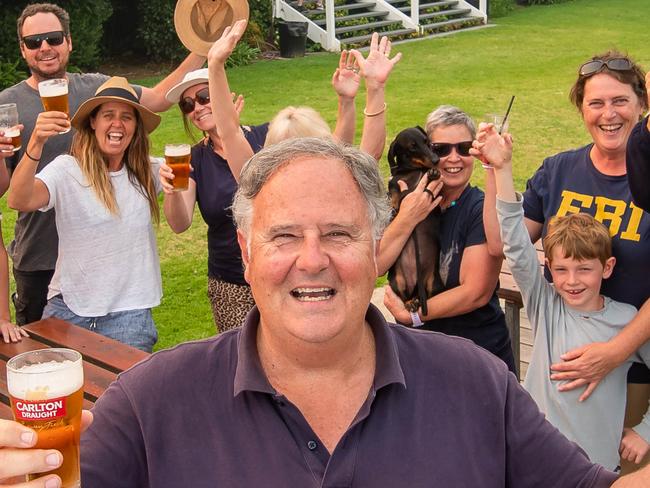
[
  {"xmin": 0, "ymin": 317, "xmax": 149, "ymax": 420},
  {"xmin": 497, "ymin": 246, "xmax": 545, "ymax": 380}
]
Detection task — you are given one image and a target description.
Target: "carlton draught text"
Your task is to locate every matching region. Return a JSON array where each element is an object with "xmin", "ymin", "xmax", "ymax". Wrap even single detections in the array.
[{"xmin": 7, "ymin": 349, "xmax": 84, "ymax": 488}]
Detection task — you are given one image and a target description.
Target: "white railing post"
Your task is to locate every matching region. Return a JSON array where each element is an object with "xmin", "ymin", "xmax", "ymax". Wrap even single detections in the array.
[
  {"xmin": 411, "ymin": 0, "xmax": 420, "ymax": 26},
  {"xmin": 325, "ymin": 0, "xmax": 336, "ymax": 49},
  {"xmin": 479, "ymin": 0, "xmax": 488, "ymax": 17}
]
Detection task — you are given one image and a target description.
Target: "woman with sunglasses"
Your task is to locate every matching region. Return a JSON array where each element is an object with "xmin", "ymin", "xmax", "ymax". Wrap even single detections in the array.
[
  {"xmin": 8, "ymin": 76, "xmax": 162, "ymax": 352},
  {"xmin": 483, "ymin": 51, "xmax": 650, "ymax": 403},
  {"xmin": 379, "ymin": 105, "xmax": 516, "ymax": 374},
  {"xmin": 159, "ymin": 21, "xmax": 378, "ymax": 333}
]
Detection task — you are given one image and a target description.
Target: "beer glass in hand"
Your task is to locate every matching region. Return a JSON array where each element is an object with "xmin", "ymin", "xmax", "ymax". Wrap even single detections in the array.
[
  {"xmin": 7, "ymin": 348, "xmax": 84, "ymax": 488},
  {"xmin": 38, "ymin": 79, "xmax": 70, "ymax": 134},
  {"xmin": 165, "ymin": 144, "xmax": 191, "ymax": 192},
  {"xmin": 0, "ymin": 103, "xmax": 21, "ymax": 153}
]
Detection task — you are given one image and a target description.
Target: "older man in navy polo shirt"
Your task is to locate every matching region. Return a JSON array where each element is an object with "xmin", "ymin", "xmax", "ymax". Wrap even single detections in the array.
[{"xmin": 1, "ymin": 138, "xmax": 649, "ymax": 487}]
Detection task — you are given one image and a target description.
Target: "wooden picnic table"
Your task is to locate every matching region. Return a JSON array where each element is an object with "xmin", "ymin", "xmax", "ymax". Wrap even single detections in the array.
[
  {"xmin": 0, "ymin": 317, "xmax": 149, "ymax": 420},
  {"xmin": 497, "ymin": 245, "xmax": 545, "ymax": 380}
]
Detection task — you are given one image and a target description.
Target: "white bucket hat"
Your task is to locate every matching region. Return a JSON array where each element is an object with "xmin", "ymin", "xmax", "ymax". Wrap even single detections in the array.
[{"xmin": 165, "ymin": 68, "xmax": 210, "ymax": 104}]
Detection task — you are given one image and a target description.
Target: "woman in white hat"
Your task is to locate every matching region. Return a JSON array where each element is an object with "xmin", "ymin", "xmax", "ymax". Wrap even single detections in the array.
[
  {"xmin": 8, "ymin": 76, "xmax": 162, "ymax": 352},
  {"xmin": 159, "ymin": 22, "xmax": 374, "ymax": 333}
]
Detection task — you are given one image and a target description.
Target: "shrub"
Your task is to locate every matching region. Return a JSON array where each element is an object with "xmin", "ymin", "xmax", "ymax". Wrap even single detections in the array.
[
  {"xmin": 136, "ymin": 0, "xmax": 187, "ymax": 63},
  {"xmin": 0, "ymin": 61, "xmax": 27, "ymax": 91},
  {"xmin": 489, "ymin": 0, "xmax": 516, "ymax": 17}
]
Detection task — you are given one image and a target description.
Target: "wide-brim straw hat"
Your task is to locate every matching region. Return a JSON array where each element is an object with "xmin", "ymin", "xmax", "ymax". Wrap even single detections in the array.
[
  {"xmin": 71, "ymin": 77, "xmax": 161, "ymax": 134},
  {"xmin": 174, "ymin": 0, "xmax": 249, "ymax": 56}
]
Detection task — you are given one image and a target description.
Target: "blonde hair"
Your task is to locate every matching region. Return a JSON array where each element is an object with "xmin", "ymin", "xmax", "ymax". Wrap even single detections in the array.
[
  {"xmin": 265, "ymin": 106, "xmax": 331, "ymax": 147},
  {"xmin": 71, "ymin": 104, "xmax": 160, "ymax": 223},
  {"xmin": 544, "ymin": 213, "xmax": 611, "ymax": 265}
]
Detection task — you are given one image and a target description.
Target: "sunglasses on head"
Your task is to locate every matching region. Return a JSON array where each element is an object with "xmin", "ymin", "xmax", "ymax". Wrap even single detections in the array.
[
  {"xmin": 21, "ymin": 30, "xmax": 65, "ymax": 50},
  {"xmin": 579, "ymin": 58, "xmax": 633, "ymax": 77},
  {"xmin": 179, "ymin": 87, "xmax": 210, "ymax": 114},
  {"xmin": 430, "ymin": 141, "xmax": 473, "ymax": 158}
]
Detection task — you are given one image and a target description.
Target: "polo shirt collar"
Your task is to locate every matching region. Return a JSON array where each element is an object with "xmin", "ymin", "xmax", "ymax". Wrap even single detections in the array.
[{"xmin": 233, "ymin": 304, "xmax": 406, "ymax": 397}]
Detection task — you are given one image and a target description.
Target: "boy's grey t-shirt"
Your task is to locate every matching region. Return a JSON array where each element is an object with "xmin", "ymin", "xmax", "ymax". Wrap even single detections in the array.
[{"xmin": 497, "ymin": 196, "xmax": 650, "ymax": 470}]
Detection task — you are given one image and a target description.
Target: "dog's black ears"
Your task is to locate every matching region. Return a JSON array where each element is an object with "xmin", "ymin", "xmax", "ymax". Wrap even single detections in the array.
[
  {"xmin": 388, "ymin": 139, "xmax": 397, "ymax": 171},
  {"xmin": 416, "ymin": 125, "xmax": 427, "ymax": 138}
]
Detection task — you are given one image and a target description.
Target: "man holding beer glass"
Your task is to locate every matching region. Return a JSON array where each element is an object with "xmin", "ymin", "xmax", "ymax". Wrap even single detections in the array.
[{"xmin": 0, "ymin": 3, "xmax": 206, "ymax": 326}]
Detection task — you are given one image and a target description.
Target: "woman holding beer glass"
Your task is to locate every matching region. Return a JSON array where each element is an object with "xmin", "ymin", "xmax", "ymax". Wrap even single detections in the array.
[{"xmin": 8, "ymin": 76, "xmax": 162, "ymax": 352}]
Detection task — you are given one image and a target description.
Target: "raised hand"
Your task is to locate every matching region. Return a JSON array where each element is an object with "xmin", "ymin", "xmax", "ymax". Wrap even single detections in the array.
[
  {"xmin": 331, "ymin": 50, "xmax": 360, "ymax": 100},
  {"xmin": 207, "ymin": 19, "xmax": 248, "ymax": 66},
  {"xmin": 0, "ymin": 125, "xmax": 23, "ymax": 157},
  {"xmin": 31, "ymin": 112, "xmax": 69, "ymax": 146},
  {"xmin": 471, "ymin": 122, "xmax": 513, "ymax": 170},
  {"xmin": 350, "ymin": 32, "xmax": 402, "ymax": 89}
]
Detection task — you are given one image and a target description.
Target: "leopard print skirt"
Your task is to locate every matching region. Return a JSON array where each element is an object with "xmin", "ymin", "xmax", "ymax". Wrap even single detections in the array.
[{"xmin": 207, "ymin": 277, "xmax": 255, "ymax": 333}]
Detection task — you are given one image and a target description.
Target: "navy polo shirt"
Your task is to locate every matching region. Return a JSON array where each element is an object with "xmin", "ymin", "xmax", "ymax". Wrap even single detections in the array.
[
  {"xmin": 626, "ymin": 116, "xmax": 650, "ymax": 213},
  {"xmin": 82, "ymin": 306, "xmax": 616, "ymax": 487},
  {"xmin": 190, "ymin": 124, "xmax": 268, "ymax": 284}
]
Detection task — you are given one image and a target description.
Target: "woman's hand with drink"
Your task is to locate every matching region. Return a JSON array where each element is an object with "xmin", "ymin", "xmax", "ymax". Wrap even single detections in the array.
[
  {"xmin": 159, "ymin": 162, "xmax": 177, "ymax": 195},
  {"xmin": 31, "ymin": 112, "xmax": 70, "ymax": 147}
]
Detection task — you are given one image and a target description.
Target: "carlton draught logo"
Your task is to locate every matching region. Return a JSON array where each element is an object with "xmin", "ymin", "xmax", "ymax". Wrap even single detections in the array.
[{"xmin": 14, "ymin": 396, "xmax": 67, "ymax": 421}]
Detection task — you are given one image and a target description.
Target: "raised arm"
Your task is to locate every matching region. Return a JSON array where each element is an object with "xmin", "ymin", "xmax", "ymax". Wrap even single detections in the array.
[
  {"xmin": 159, "ymin": 162, "xmax": 197, "ymax": 233},
  {"xmin": 206, "ymin": 20, "xmax": 254, "ymax": 182},
  {"xmin": 8, "ymin": 112, "xmax": 67, "ymax": 212},
  {"xmin": 350, "ymin": 33, "xmax": 401, "ymax": 160},
  {"xmin": 139, "ymin": 53, "xmax": 207, "ymax": 112},
  {"xmin": 331, "ymin": 50, "xmax": 360, "ymax": 145}
]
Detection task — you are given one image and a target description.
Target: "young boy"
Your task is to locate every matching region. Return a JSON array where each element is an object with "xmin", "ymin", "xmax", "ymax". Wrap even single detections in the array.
[{"xmin": 476, "ymin": 124, "xmax": 650, "ymax": 470}]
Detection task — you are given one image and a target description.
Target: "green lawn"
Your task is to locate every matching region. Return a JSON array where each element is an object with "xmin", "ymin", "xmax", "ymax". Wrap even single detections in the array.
[{"xmin": 2, "ymin": 0, "xmax": 649, "ymax": 349}]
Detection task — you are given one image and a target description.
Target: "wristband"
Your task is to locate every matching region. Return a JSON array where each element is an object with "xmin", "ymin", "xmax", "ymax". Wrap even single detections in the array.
[
  {"xmin": 363, "ymin": 102, "xmax": 387, "ymax": 117},
  {"xmin": 410, "ymin": 311, "xmax": 423, "ymax": 327}
]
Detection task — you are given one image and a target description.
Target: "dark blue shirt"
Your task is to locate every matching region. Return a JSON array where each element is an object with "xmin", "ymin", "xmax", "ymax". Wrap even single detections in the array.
[
  {"xmin": 422, "ymin": 186, "xmax": 512, "ymax": 363},
  {"xmin": 190, "ymin": 124, "xmax": 268, "ymax": 284},
  {"xmin": 523, "ymin": 144, "xmax": 650, "ymax": 309},
  {"xmin": 81, "ymin": 305, "xmax": 616, "ymax": 487},
  {"xmin": 627, "ymin": 116, "xmax": 650, "ymax": 213}
]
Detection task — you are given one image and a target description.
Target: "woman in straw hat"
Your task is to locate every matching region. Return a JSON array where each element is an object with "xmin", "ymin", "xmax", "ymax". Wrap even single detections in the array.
[
  {"xmin": 8, "ymin": 76, "xmax": 162, "ymax": 352},
  {"xmin": 159, "ymin": 21, "xmax": 377, "ymax": 334}
]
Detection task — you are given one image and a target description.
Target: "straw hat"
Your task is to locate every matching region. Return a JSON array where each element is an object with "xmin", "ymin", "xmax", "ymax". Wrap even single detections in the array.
[
  {"xmin": 174, "ymin": 0, "xmax": 250, "ymax": 56},
  {"xmin": 71, "ymin": 77, "xmax": 161, "ymax": 134}
]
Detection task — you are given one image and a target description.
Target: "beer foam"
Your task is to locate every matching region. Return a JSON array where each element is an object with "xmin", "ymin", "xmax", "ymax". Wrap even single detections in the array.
[
  {"xmin": 165, "ymin": 145, "xmax": 191, "ymax": 157},
  {"xmin": 7, "ymin": 360, "xmax": 84, "ymax": 400},
  {"xmin": 3, "ymin": 127, "xmax": 20, "ymax": 137},
  {"xmin": 38, "ymin": 82, "xmax": 68, "ymax": 97}
]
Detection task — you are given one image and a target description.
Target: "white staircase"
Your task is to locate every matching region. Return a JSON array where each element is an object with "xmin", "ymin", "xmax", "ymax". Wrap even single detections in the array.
[{"xmin": 273, "ymin": 0, "xmax": 487, "ymax": 51}]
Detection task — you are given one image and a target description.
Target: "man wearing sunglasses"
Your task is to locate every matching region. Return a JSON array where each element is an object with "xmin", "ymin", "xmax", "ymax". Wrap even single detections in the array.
[{"xmin": 0, "ymin": 3, "xmax": 206, "ymax": 325}]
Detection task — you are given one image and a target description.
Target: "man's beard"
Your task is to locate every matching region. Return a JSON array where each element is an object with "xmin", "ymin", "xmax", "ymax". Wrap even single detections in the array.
[{"xmin": 29, "ymin": 58, "xmax": 68, "ymax": 82}]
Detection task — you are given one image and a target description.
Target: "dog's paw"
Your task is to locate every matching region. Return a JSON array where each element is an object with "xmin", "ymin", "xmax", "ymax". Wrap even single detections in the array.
[
  {"xmin": 404, "ymin": 298, "xmax": 420, "ymax": 313},
  {"xmin": 427, "ymin": 168, "xmax": 441, "ymax": 181}
]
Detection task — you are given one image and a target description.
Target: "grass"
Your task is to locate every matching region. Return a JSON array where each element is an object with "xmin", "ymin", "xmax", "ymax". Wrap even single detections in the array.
[{"xmin": 2, "ymin": 0, "xmax": 649, "ymax": 350}]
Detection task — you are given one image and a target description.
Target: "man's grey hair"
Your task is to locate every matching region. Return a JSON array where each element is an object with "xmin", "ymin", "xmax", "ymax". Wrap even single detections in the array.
[
  {"xmin": 232, "ymin": 137, "xmax": 392, "ymax": 240},
  {"xmin": 424, "ymin": 105, "xmax": 476, "ymax": 140}
]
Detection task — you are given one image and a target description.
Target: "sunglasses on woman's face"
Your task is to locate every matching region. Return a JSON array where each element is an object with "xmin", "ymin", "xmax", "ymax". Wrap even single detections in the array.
[
  {"xmin": 21, "ymin": 30, "xmax": 65, "ymax": 50},
  {"xmin": 578, "ymin": 58, "xmax": 633, "ymax": 77},
  {"xmin": 430, "ymin": 141, "xmax": 473, "ymax": 158},
  {"xmin": 178, "ymin": 87, "xmax": 210, "ymax": 114}
]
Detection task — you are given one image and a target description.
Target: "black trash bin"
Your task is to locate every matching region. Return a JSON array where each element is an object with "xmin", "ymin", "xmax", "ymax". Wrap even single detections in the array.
[{"xmin": 278, "ymin": 20, "xmax": 308, "ymax": 58}]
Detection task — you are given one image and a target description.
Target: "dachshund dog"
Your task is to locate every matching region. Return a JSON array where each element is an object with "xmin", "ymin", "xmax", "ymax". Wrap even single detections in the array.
[{"xmin": 387, "ymin": 126, "xmax": 444, "ymax": 317}]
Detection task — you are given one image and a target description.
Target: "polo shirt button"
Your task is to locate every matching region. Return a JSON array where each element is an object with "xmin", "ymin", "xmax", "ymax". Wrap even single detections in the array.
[{"xmin": 307, "ymin": 440, "xmax": 317, "ymax": 451}]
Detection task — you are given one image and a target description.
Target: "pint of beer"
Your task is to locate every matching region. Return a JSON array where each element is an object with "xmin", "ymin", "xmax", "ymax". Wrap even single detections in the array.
[
  {"xmin": 7, "ymin": 348, "xmax": 84, "ymax": 488},
  {"xmin": 0, "ymin": 103, "xmax": 21, "ymax": 152},
  {"xmin": 165, "ymin": 144, "xmax": 191, "ymax": 192},
  {"xmin": 38, "ymin": 79, "xmax": 70, "ymax": 134}
]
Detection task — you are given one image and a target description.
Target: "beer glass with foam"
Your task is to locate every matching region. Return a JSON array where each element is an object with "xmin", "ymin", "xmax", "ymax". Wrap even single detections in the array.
[
  {"xmin": 0, "ymin": 103, "xmax": 21, "ymax": 153},
  {"xmin": 165, "ymin": 143, "xmax": 191, "ymax": 192},
  {"xmin": 7, "ymin": 348, "xmax": 84, "ymax": 488},
  {"xmin": 38, "ymin": 78, "xmax": 70, "ymax": 134}
]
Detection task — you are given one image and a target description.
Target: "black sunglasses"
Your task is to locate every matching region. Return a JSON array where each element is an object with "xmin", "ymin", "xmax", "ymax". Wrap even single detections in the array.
[
  {"xmin": 21, "ymin": 30, "xmax": 65, "ymax": 50},
  {"xmin": 579, "ymin": 58, "xmax": 633, "ymax": 77},
  {"xmin": 430, "ymin": 141, "xmax": 473, "ymax": 158},
  {"xmin": 179, "ymin": 87, "xmax": 210, "ymax": 114}
]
